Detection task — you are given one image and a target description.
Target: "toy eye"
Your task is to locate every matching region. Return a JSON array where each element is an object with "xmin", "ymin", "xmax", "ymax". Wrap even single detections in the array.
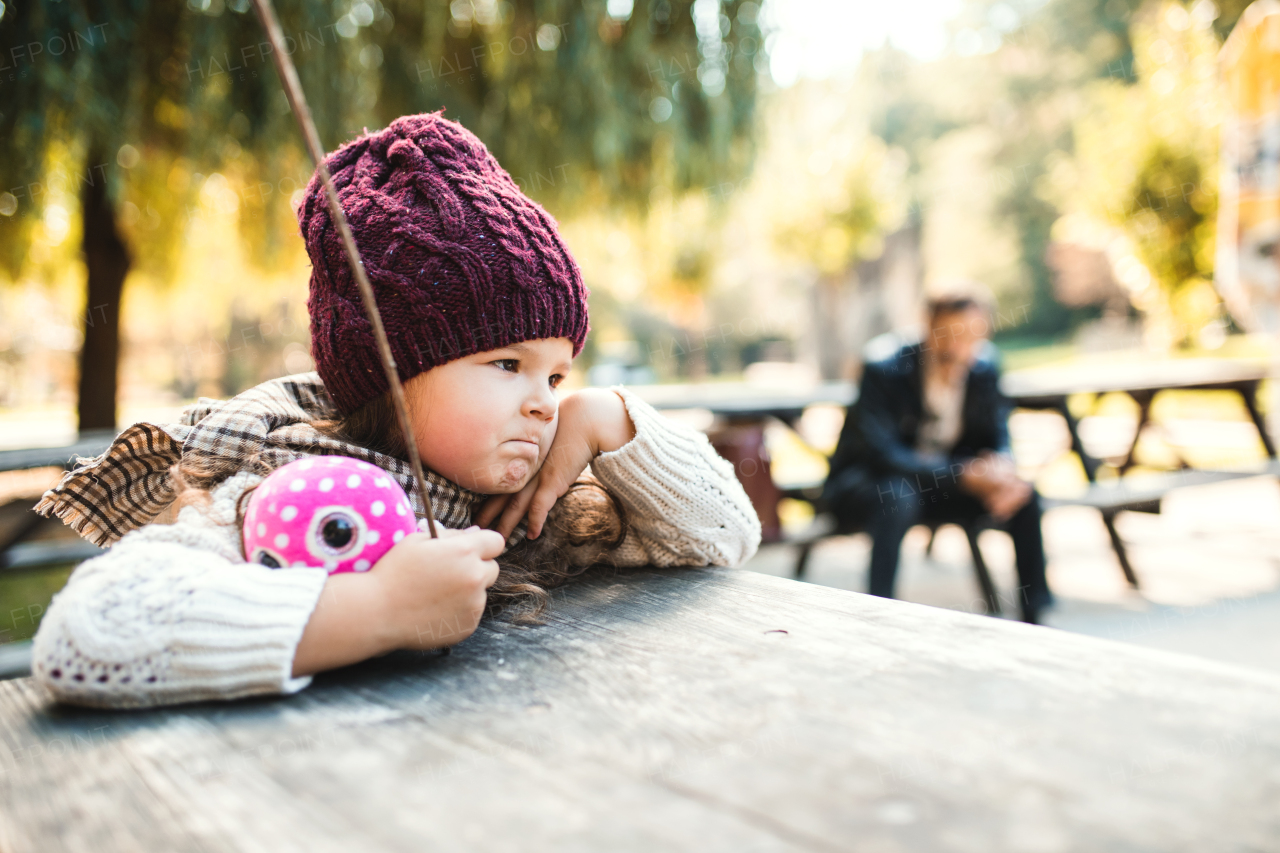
[
  {"xmin": 314, "ymin": 510, "xmax": 360, "ymax": 555},
  {"xmin": 253, "ymin": 549, "xmax": 283, "ymax": 568},
  {"xmin": 322, "ymin": 515, "xmax": 354, "ymax": 549}
]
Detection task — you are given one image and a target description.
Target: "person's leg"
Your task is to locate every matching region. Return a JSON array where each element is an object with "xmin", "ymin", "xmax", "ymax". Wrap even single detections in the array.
[
  {"xmin": 863, "ymin": 477, "xmax": 922, "ymax": 599},
  {"xmin": 1004, "ymin": 490, "xmax": 1052, "ymax": 620},
  {"xmin": 925, "ymin": 481, "xmax": 1050, "ymax": 621},
  {"xmin": 920, "ymin": 481, "xmax": 985, "ymax": 527}
]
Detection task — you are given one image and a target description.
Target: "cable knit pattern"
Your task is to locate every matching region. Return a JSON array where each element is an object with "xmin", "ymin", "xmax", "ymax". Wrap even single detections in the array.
[
  {"xmin": 586, "ymin": 388, "xmax": 762, "ymax": 569},
  {"xmin": 302, "ymin": 112, "xmax": 591, "ymax": 413},
  {"xmin": 32, "ymin": 473, "xmax": 328, "ymax": 709},
  {"xmin": 31, "ymin": 393, "xmax": 760, "ymax": 709}
]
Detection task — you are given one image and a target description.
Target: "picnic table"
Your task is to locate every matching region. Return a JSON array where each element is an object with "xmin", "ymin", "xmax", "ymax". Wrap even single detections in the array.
[
  {"xmin": 631, "ymin": 380, "xmax": 854, "ymax": 425},
  {"xmin": 0, "ymin": 431, "xmax": 114, "ymax": 572},
  {"xmin": 1, "ymin": 565, "xmax": 1277, "ymax": 850},
  {"xmin": 1001, "ymin": 358, "xmax": 1279, "ymax": 587},
  {"xmin": 1000, "ymin": 357, "xmax": 1275, "ymax": 477},
  {"xmin": 635, "ymin": 357, "xmax": 1277, "ymax": 589},
  {"xmin": 631, "ymin": 382, "xmax": 853, "ymax": 544}
]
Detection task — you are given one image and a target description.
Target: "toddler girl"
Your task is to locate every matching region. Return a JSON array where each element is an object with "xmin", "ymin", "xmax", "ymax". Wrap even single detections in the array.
[{"xmin": 31, "ymin": 112, "xmax": 760, "ymax": 708}]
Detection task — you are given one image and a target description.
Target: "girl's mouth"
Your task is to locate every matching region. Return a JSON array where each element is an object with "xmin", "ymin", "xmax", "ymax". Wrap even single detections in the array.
[{"xmin": 506, "ymin": 439, "xmax": 540, "ymax": 455}]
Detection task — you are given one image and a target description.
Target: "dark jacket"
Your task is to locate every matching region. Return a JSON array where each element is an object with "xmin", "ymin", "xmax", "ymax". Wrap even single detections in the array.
[{"xmin": 826, "ymin": 342, "xmax": 1011, "ymax": 491}]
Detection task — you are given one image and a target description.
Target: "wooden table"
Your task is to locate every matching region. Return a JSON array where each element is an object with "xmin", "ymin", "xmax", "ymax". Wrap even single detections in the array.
[
  {"xmin": 630, "ymin": 381, "xmax": 855, "ymax": 424},
  {"xmin": 1002, "ymin": 358, "xmax": 1277, "ymax": 587},
  {"xmin": 0, "ymin": 431, "xmax": 115, "ymax": 573},
  {"xmin": 631, "ymin": 383, "xmax": 854, "ymax": 543},
  {"xmin": 1001, "ymin": 358, "xmax": 1275, "ymax": 478},
  {"xmin": 2, "ymin": 567, "xmax": 1277, "ymax": 851},
  {"xmin": 0, "ymin": 430, "xmax": 117, "ymax": 477}
]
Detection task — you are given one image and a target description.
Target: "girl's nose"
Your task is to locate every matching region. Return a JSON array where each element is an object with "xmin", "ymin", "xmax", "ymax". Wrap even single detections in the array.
[{"xmin": 523, "ymin": 379, "xmax": 558, "ymax": 421}]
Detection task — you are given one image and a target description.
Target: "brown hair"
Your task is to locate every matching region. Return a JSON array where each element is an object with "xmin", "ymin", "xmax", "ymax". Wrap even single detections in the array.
[
  {"xmin": 925, "ymin": 281, "xmax": 996, "ymax": 324},
  {"xmin": 171, "ymin": 390, "xmax": 627, "ymax": 622}
]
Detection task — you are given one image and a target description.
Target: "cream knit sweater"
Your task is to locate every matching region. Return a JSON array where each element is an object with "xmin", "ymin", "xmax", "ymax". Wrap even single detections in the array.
[{"xmin": 31, "ymin": 389, "xmax": 761, "ymax": 709}]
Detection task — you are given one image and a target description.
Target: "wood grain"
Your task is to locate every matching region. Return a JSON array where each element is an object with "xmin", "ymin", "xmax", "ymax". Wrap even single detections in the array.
[{"xmin": 2, "ymin": 566, "xmax": 1279, "ymax": 852}]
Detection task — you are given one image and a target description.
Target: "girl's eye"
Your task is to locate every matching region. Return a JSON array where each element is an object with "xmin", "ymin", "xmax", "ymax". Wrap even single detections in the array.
[
  {"xmin": 549, "ymin": 374, "xmax": 564, "ymax": 388},
  {"xmin": 493, "ymin": 359, "xmax": 518, "ymax": 373}
]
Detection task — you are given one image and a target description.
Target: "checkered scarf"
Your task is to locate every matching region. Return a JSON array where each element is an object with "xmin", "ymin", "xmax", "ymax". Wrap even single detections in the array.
[{"xmin": 35, "ymin": 373, "xmax": 486, "ymax": 548}]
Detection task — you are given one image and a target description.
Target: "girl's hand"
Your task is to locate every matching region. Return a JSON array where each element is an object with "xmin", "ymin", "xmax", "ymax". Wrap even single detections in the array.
[
  {"xmin": 374, "ymin": 526, "xmax": 505, "ymax": 650},
  {"xmin": 475, "ymin": 389, "xmax": 635, "ymax": 541},
  {"xmin": 291, "ymin": 526, "xmax": 504, "ymax": 677}
]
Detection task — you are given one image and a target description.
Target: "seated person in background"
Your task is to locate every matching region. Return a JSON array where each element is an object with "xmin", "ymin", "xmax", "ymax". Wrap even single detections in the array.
[{"xmin": 821, "ymin": 288, "xmax": 1053, "ymax": 623}]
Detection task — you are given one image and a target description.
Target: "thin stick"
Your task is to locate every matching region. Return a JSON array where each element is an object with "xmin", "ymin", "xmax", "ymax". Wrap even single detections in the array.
[{"xmin": 250, "ymin": 0, "xmax": 439, "ymax": 537}]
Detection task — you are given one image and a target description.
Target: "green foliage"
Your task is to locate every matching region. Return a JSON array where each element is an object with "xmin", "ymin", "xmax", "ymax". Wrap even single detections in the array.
[
  {"xmin": 772, "ymin": 135, "xmax": 906, "ymax": 276},
  {"xmin": 1126, "ymin": 144, "xmax": 1214, "ymax": 292},
  {"xmin": 0, "ymin": 0, "xmax": 764, "ymax": 280},
  {"xmin": 1055, "ymin": 1, "xmax": 1222, "ymax": 345},
  {"xmin": 869, "ymin": 0, "xmax": 1235, "ymax": 340}
]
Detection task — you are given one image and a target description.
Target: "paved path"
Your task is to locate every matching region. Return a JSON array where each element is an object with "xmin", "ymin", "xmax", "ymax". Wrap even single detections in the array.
[{"xmin": 748, "ymin": 475, "xmax": 1280, "ymax": 675}]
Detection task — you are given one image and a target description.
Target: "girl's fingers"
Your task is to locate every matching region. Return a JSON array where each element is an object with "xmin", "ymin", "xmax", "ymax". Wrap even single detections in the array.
[
  {"xmin": 461, "ymin": 528, "xmax": 506, "ymax": 560},
  {"xmin": 480, "ymin": 559, "xmax": 501, "ymax": 588},
  {"xmin": 475, "ymin": 494, "xmax": 512, "ymax": 528},
  {"xmin": 496, "ymin": 481, "xmax": 537, "ymax": 539},
  {"xmin": 526, "ymin": 482, "xmax": 564, "ymax": 539}
]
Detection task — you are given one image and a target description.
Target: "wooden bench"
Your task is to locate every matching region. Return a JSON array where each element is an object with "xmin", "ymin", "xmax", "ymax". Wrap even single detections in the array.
[
  {"xmin": 781, "ymin": 480, "xmax": 1010, "ymax": 614},
  {"xmin": 2, "ymin": 566, "xmax": 1276, "ymax": 849},
  {"xmin": 1003, "ymin": 359, "xmax": 1279, "ymax": 588},
  {"xmin": 0, "ymin": 431, "xmax": 114, "ymax": 574}
]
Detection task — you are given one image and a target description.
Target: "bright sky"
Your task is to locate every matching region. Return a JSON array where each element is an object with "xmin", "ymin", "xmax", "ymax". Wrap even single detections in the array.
[{"xmin": 761, "ymin": 0, "xmax": 966, "ymax": 85}]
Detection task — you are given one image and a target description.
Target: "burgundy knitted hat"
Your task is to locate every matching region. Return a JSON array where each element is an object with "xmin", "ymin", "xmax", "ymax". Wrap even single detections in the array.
[{"xmin": 299, "ymin": 111, "xmax": 590, "ymax": 414}]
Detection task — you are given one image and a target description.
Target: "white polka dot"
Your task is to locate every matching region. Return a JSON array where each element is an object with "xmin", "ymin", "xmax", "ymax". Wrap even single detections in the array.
[
  {"xmin": 375, "ymin": 477, "xmax": 389, "ymax": 488},
  {"xmin": 324, "ymin": 560, "xmax": 337, "ymax": 571},
  {"xmin": 371, "ymin": 500, "xmax": 385, "ymax": 517},
  {"xmin": 319, "ymin": 477, "xmax": 334, "ymax": 492},
  {"xmin": 346, "ymin": 474, "xmax": 361, "ymax": 488},
  {"xmin": 395, "ymin": 502, "xmax": 406, "ymax": 516},
  {"xmin": 281, "ymin": 505, "xmax": 298, "ymax": 522},
  {"xmin": 393, "ymin": 529, "xmax": 404, "ymax": 543},
  {"xmin": 367, "ymin": 530, "xmax": 380, "ymax": 544},
  {"xmin": 274, "ymin": 533, "xmax": 290, "ymax": 548},
  {"xmin": 299, "ymin": 459, "xmax": 314, "ymax": 469},
  {"xmin": 256, "ymin": 523, "xmax": 266, "ymax": 537},
  {"xmin": 292, "ymin": 560, "xmax": 307, "ymax": 568},
  {"xmin": 268, "ymin": 502, "xmax": 277, "ymax": 513},
  {"xmin": 354, "ymin": 559, "xmax": 371, "ymax": 572},
  {"xmin": 289, "ymin": 478, "xmax": 306, "ymax": 492}
]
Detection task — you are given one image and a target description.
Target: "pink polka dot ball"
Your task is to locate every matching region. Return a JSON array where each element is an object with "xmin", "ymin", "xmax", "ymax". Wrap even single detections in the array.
[{"xmin": 242, "ymin": 456, "xmax": 417, "ymax": 574}]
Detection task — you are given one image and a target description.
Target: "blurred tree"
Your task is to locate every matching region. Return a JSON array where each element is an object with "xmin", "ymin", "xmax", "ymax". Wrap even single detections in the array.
[
  {"xmin": 0, "ymin": 0, "xmax": 764, "ymax": 428},
  {"xmin": 961, "ymin": 0, "xmax": 1148, "ymax": 336},
  {"xmin": 747, "ymin": 78, "xmax": 912, "ymax": 378},
  {"xmin": 957, "ymin": 0, "xmax": 1240, "ymax": 339},
  {"xmin": 1053, "ymin": 1, "xmax": 1222, "ymax": 347}
]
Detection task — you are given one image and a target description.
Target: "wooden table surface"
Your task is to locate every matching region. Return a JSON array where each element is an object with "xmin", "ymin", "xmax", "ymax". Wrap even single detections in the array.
[
  {"xmin": 1000, "ymin": 357, "xmax": 1269, "ymax": 402},
  {"xmin": 2, "ymin": 567, "xmax": 1279, "ymax": 852},
  {"xmin": 629, "ymin": 381, "xmax": 854, "ymax": 420}
]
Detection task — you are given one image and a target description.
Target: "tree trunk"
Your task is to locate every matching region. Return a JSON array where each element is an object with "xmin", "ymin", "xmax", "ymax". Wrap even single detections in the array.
[{"xmin": 77, "ymin": 149, "xmax": 130, "ymax": 433}]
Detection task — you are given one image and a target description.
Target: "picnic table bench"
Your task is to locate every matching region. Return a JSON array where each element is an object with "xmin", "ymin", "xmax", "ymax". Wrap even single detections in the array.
[
  {"xmin": 635, "ymin": 356, "xmax": 1277, "ymax": 596},
  {"xmin": 1, "ymin": 565, "xmax": 1277, "ymax": 850},
  {"xmin": 1001, "ymin": 358, "xmax": 1279, "ymax": 588},
  {"xmin": 0, "ymin": 431, "xmax": 114, "ymax": 573}
]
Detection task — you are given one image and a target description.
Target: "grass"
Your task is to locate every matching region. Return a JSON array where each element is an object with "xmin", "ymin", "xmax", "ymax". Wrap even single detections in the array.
[{"xmin": 0, "ymin": 564, "xmax": 75, "ymax": 645}]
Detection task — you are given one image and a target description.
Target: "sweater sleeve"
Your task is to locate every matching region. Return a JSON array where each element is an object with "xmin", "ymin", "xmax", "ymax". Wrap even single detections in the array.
[
  {"xmin": 30, "ymin": 472, "xmax": 329, "ymax": 709},
  {"xmin": 581, "ymin": 387, "xmax": 762, "ymax": 569}
]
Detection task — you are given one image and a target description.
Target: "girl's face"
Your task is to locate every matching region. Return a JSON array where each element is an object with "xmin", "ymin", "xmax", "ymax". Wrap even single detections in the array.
[{"xmin": 405, "ymin": 337, "xmax": 574, "ymax": 494}]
